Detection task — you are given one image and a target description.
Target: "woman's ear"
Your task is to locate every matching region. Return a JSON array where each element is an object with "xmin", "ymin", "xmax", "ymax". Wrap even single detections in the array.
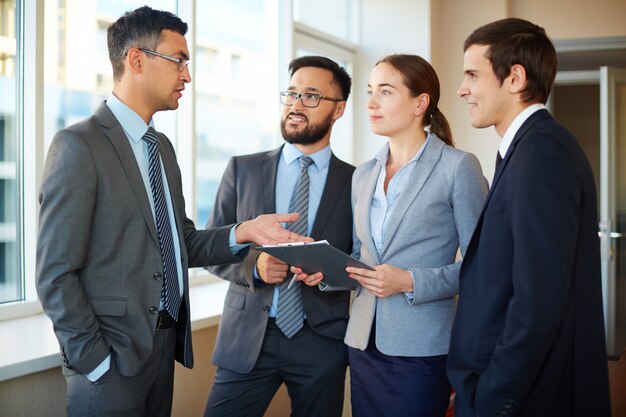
[{"xmin": 414, "ymin": 93, "xmax": 430, "ymax": 117}]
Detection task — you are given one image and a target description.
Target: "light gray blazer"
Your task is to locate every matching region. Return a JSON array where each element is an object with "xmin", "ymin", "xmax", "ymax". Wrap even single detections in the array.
[{"xmin": 344, "ymin": 134, "xmax": 488, "ymax": 357}]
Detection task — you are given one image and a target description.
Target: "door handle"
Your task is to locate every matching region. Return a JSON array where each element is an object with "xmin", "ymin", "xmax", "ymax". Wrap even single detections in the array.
[{"xmin": 598, "ymin": 231, "xmax": 623, "ymax": 238}]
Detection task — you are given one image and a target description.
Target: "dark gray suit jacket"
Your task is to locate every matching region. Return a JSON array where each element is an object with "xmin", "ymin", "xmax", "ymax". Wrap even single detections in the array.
[
  {"xmin": 206, "ymin": 146, "xmax": 354, "ymax": 373},
  {"xmin": 36, "ymin": 102, "xmax": 242, "ymax": 377}
]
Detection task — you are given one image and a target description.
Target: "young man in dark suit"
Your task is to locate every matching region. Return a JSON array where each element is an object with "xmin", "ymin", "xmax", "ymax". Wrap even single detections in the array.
[
  {"xmin": 203, "ymin": 56, "xmax": 354, "ymax": 417},
  {"xmin": 36, "ymin": 7, "xmax": 304, "ymax": 417},
  {"xmin": 447, "ymin": 18, "xmax": 612, "ymax": 417}
]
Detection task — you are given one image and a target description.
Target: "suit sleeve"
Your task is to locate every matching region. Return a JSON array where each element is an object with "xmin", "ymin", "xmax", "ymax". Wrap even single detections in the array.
[
  {"xmin": 474, "ymin": 136, "xmax": 583, "ymax": 415},
  {"xmin": 204, "ymin": 157, "xmax": 261, "ymax": 289},
  {"xmin": 36, "ymin": 131, "xmax": 110, "ymax": 375},
  {"xmin": 408, "ymin": 152, "xmax": 488, "ymax": 305}
]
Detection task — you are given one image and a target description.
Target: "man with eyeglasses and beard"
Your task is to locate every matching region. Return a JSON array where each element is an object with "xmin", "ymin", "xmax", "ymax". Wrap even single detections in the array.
[{"xmin": 203, "ymin": 56, "xmax": 354, "ymax": 417}]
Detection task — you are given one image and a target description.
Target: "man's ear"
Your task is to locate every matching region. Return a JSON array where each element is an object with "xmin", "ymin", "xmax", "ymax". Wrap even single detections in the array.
[
  {"xmin": 333, "ymin": 101, "xmax": 346, "ymax": 120},
  {"xmin": 126, "ymin": 48, "xmax": 144, "ymax": 75},
  {"xmin": 509, "ymin": 64, "xmax": 528, "ymax": 95}
]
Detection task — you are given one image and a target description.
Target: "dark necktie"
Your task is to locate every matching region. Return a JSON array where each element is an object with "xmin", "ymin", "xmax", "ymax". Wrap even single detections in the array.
[
  {"xmin": 276, "ymin": 156, "xmax": 313, "ymax": 338},
  {"xmin": 142, "ymin": 127, "xmax": 181, "ymax": 321},
  {"xmin": 496, "ymin": 151, "xmax": 503, "ymax": 166}
]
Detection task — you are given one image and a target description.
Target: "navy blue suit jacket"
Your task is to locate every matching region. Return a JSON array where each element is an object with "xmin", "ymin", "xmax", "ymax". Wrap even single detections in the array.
[{"xmin": 447, "ymin": 109, "xmax": 611, "ymax": 417}]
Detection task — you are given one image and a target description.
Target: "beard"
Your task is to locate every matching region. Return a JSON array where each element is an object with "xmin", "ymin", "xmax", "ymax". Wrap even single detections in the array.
[{"xmin": 281, "ymin": 111, "xmax": 334, "ymax": 145}]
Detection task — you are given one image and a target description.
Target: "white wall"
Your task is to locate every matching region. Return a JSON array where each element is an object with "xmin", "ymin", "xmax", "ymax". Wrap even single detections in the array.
[{"xmin": 353, "ymin": 0, "xmax": 431, "ymax": 165}]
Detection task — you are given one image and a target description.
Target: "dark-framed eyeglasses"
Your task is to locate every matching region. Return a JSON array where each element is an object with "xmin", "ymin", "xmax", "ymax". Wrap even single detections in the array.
[
  {"xmin": 139, "ymin": 48, "xmax": 190, "ymax": 72},
  {"xmin": 279, "ymin": 91, "xmax": 344, "ymax": 108}
]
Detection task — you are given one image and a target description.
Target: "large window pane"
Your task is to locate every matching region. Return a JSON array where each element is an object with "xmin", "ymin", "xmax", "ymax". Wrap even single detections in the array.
[
  {"xmin": 43, "ymin": 0, "xmax": 177, "ymax": 153},
  {"xmin": 293, "ymin": 0, "xmax": 353, "ymax": 42},
  {"xmin": 194, "ymin": 0, "xmax": 279, "ymax": 224},
  {"xmin": 0, "ymin": 0, "xmax": 18, "ymax": 304}
]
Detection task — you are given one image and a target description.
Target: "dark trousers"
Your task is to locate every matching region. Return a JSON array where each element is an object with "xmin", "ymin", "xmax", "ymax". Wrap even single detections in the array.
[
  {"xmin": 204, "ymin": 319, "xmax": 348, "ymax": 417},
  {"xmin": 348, "ymin": 340, "xmax": 451, "ymax": 417},
  {"xmin": 64, "ymin": 325, "xmax": 176, "ymax": 417}
]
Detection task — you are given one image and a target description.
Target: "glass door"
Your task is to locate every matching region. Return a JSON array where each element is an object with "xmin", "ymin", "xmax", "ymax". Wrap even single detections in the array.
[{"xmin": 599, "ymin": 66, "xmax": 626, "ymax": 358}]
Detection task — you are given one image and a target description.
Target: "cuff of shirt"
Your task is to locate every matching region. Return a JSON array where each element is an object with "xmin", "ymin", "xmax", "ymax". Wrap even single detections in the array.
[
  {"xmin": 404, "ymin": 269, "xmax": 416, "ymax": 303},
  {"xmin": 86, "ymin": 354, "xmax": 110, "ymax": 382},
  {"xmin": 229, "ymin": 224, "xmax": 250, "ymax": 254}
]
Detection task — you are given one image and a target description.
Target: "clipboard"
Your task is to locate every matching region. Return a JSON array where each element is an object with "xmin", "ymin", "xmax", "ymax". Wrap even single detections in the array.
[{"xmin": 255, "ymin": 240, "xmax": 373, "ymax": 288}]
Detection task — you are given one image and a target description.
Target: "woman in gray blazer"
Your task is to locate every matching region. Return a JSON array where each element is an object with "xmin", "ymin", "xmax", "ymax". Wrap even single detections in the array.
[{"xmin": 344, "ymin": 55, "xmax": 488, "ymax": 417}]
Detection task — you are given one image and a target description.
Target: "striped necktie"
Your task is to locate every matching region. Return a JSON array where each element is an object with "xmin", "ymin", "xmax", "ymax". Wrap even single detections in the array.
[
  {"xmin": 142, "ymin": 127, "xmax": 181, "ymax": 321},
  {"xmin": 276, "ymin": 156, "xmax": 313, "ymax": 338}
]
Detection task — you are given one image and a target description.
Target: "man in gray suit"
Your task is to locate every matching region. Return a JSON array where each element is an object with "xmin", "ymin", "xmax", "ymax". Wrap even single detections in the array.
[
  {"xmin": 36, "ymin": 7, "xmax": 304, "ymax": 417},
  {"xmin": 203, "ymin": 56, "xmax": 354, "ymax": 417}
]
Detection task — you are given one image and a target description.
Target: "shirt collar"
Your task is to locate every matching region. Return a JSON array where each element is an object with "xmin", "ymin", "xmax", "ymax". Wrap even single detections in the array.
[
  {"xmin": 374, "ymin": 132, "xmax": 431, "ymax": 166},
  {"xmin": 499, "ymin": 103, "xmax": 545, "ymax": 158},
  {"xmin": 282, "ymin": 142, "xmax": 332, "ymax": 170},
  {"xmin": 106, "ymin": 93, "xmax": 155, "ymax": 143}
]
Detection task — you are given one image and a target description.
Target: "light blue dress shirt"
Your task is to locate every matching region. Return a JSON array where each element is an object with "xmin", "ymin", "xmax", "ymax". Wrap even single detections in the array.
[
  {"xmin": 370, "ymin": 135, "xmax": 431, "ymax": 299},
  {"xmin": 257, "ymin": 143, "xmax": 332, "ymax": 317}
]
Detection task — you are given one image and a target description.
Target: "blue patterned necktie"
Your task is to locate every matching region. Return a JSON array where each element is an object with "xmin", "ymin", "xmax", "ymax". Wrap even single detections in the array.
[
  {"xmin": 276, "ymin": 156, "xmax": 313, "ymax": 338},
  {"xmin": 142, "ymin": 127, "xmax": 181, "ymax": 321}
]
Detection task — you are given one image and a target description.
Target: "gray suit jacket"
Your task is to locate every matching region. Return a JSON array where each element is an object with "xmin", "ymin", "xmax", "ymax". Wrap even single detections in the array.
[
  {"xmin": 344, "ymin": 135, "xmax": 488, "ymax": 357},
  {"xmin": 36, "ymin": 102, "xmax": 242, "ymax": 377},
  {"xmin": 206, "ymin": 146, "xmax": 354, "ymax": 373}
]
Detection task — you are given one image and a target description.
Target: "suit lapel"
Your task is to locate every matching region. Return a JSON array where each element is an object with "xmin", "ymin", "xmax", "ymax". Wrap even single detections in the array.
[
  {"xmin": 355, "ymin": 160, "xmax": 381, "ymax": 263},
  {"xmin": 464, "ymin": 109, "xmax": 551, "ymax": 263},
  {"xmin": 310, "ymin": 153, "xmax": 351, "ymax": 239},
  {"xmin": 95, "ymin": 102, "xmax": 160, "ymax": 248},
  {"xmin": 379, "ymin": 136, "xmax": 444, "ymax": 258},
  {"xmin": 260, "ymin": 147, "xmax": 281, "ymax": 214},
  {"xmin": 483, "ymin": 109, "xmax": 550, "ymax": 208}
]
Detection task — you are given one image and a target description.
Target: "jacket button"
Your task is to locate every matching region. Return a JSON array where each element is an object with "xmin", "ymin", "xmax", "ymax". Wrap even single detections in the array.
[
  {"xmin": 149, "ymin": 306, "xmax": 158, "ymax": 314},
  {"xmin": 153, "ymin": 272, "xmax": 162, "ymax": 280},
  {"xmin": 262, "ymin": 306, "xmax": 270, "ymax": 313}
]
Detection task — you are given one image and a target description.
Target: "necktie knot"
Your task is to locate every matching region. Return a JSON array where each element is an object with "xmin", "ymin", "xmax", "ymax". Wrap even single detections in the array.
[
  {"xmin": 142, "ymin": 127, "xmax": 159, "ymax": 145},
  {"xmin": 299, "ymin": 156, "xmax": 313, "ymax": 170}
]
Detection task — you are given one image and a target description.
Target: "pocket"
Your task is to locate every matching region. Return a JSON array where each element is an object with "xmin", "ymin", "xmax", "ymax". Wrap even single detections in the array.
[
  {"xmin": 89, "ymin": 297, "xmax": 127, "ymax": 317},
  {"xmin": 224, "ymin": 290, "xmax": 245, "ymax": 310}
]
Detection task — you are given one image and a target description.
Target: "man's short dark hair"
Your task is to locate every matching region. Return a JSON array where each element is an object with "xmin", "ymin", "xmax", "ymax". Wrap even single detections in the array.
[
  {"xmin": 107, "ymin": 6, "xmax": 188, "ymax": 81},
  {"xmin": 464, "ymin": 18, "xmax": 557, "ymax": 104},
  {"xmin": 289, "ymin": 56, "xmax": 352, "ymax": 101}
]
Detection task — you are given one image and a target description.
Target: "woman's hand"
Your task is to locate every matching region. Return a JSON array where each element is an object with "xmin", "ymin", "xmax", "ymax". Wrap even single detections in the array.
[{"xmin": 346, "ymin": 264, "xmax": 413, "ymax": 298}]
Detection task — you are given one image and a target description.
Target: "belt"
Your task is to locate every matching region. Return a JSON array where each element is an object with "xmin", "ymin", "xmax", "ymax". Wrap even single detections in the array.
[{"xmin": 156, "ymin": 310, "xmax": 176, "ymax": 330}]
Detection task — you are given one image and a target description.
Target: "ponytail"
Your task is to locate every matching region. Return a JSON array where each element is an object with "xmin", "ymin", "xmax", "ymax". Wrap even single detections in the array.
[{"xmin": 428, "ymin": 106, "xmax": 454, "ymax": 147}]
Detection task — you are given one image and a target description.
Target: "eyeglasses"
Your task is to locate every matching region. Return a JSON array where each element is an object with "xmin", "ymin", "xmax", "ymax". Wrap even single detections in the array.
[
  {"xmin": 279, "ymin": 91, "xmax": 344, "ymax": 108},
  {"xmin": 139, "ymin": 48, "xmax": 190, "ymax": 72}
]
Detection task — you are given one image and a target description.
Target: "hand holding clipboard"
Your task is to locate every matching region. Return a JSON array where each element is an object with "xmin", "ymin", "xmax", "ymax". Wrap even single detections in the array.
[{"xmin": 256, "ymin": 240, "xmax": 373, "ymax": 288}]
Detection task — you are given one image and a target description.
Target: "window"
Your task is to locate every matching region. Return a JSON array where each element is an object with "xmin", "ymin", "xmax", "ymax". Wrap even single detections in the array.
[
  {"xmin": 0, "ymin": 0, "xmax": 18, "ymax": 304},
  {"xmin": 194, "ymin": 0, "xmax": 280, "ymax": 226},
  {"xmin": 293, "ymin": 24, "xmax": 356, "ymax": 165},
  {"xmin": 0, "ymin": 0, "xmax": 357, "ymax": 312},
  {"xmin": 293, "ymin": 0, "xmax": 355, "ymax": 42},
  {"xmin": 43, "ymin": 0, "xmax": 178, "ymax": 154}
]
